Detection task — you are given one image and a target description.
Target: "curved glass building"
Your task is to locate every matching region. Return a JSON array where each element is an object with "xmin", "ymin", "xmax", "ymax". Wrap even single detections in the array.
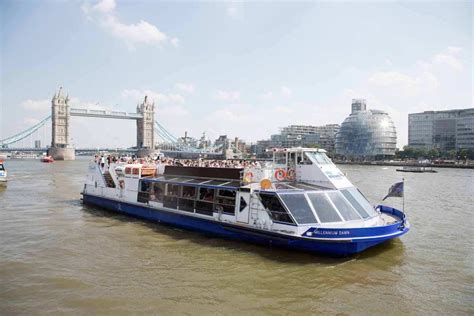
[{"xmin": 336, "ymin": 100, "xmax": 397, "ymax": 157}]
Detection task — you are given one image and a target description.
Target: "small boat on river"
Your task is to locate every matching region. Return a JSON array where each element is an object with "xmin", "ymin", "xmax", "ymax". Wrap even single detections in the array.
[
  {"xmin": 41, "ymin": 156, "xmax": 54, "ymax": 163},
  {"xmin": 0, "ymin": 160, "xmax": 7, "ymax": 183},
  {"xmin": 396, "ymin": 166, "xmax": 437, "ymax": 173},
  {"xmin": 81, "ymin": 148, "xmax": 409, "ymax": 256}
]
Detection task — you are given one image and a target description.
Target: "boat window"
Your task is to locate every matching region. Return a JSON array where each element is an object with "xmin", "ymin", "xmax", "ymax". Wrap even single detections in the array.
[
  {"xmin": 163, "ymin": 196, "xmax": 178, "ymax": 209},
  {"xmin": 140, "ymin": 181, "xmax": 151, "ymax": 193},
  {"xmin": 178, "ymin": 199, "xmax": 194, "ymax": 212},
  {"xmin": 181, "ymin": 186, "xmax": 196, "ymax": 199},
  {"xmin": 307, "ymin": 193, "xmax": 342, "ymax": 223},
  {"xmin": 274, "ymin": 152, "xmax": 287, "ymax": 165},
  {"xmin": 258, "ymin": 193, "xmax": 294, "ymax": 224},
  {"xmin": 215, "ymin": 189, "xmax": 236, "ymax": 215},
  {"xmin": 0, "ymin": 165, "xmax": 4, "ymax": 171},
  {"xmin": 279, "ymin": 193, "xmax": 317, "ymax": 224},
  {"xmin": 196, "ymin": 201, "xmax": 213, "ymax": 216},
  {"xmin": 305, "ymin": 152, "xmax": 332, "ymax": 165},
  {"xmin": 150, "ymin": 183, "xmax": 165, "ymax": 202},
  {"xmin": 326, "ymin": 191, "xmax": 361, "ymax": 221},
  {"xmin": 166, "ymin": 184, "xmax": 181, "ymax": 197},
  {"xmin": 341, "ymin": 188, "xmax": 377, "ymax": 218},
  {"xmin": 199, "ymin": 188, "xmax": 215, "ymax": 202}
]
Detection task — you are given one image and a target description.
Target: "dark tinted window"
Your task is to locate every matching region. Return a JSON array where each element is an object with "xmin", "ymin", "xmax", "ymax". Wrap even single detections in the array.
[
  {"xmin": 178, "ymin": 199, "xmax": 194, "ymax": 212},
  {"xmin": 196, "ymin": 201, "xmax": 213, "ymax": 216},
  {"xmin": 239, "ymin": 197, "xmax": 247, "ymax": 212},
  {"xmin": 279, "ymin": 193, "xmax": 317, "ymax": 224},
  {"xmin": 182, "ymin": 186, "xmax": 196, "ymax": 199},
  {"xmin": 258, "ymin": 193, "xmax": 294, "ymax": 224},
  {"xmin": 199, "ymin": 188, "xmax": 215, "ymax": 202},
  {"xmin": 151, "ymin": 183, "xmax": 165, "ymax": 202},
  {"xmin": 166, "ymin": 184, "xmax": 181, "ymax": 197},
  {"xmin": 163, "ymin": 196, "xmax": 178, "ymax": 209}
]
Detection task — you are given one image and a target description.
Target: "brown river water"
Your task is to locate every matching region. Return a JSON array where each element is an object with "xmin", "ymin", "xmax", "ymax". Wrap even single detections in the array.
[{"xmin": 0, "ymin": 159, "xmax": 473, "ymax": 315}]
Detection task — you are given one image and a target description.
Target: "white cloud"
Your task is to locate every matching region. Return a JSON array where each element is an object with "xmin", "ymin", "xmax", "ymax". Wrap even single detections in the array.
[
  {"xmin": 227, "ymin": 2, "xmax": 240, "ymax": 19},
  {"xmin": 171, "ymin": 37, "xmax": 179, "ymax": 47},
  {"xmin": 260, "ymin": 91, "xmax": 273, "ymax": 100},
  {"xmin": 432, "ymin": 52, "xmax": 463, "ymax": 71},
  {"xmin": 214, "ymin": 90, "xmax": 240, "ymax": 101},
  {"xmin": 21, "ymin": 99, "xmax": 50, "ymax": 111},
  {"xmin": 102, "ymin": 15, "xmax": 168, "ymax": 49},
  {"xmin": 121, "ymin": 89, "xmax": 185, "ymax": 105},
  {"xmin": 281, "ymin": 86, "xmax": 292, "ymax": 98},
  {"xmin": 82, "ymin": 0, "xmax": 177, "ymax": 50},
  {"xmin": 175, "ymin": 83, "xmax": 195, "ymax": 94}
]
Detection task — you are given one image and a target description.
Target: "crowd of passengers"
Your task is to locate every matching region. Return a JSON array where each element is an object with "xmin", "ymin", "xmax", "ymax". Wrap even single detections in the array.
[{"xmin": 94, "ymin": 154, "xmax": 264, "ymax": 169}]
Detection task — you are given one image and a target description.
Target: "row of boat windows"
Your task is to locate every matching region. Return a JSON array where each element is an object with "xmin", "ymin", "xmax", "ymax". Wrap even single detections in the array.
[
  {"xmin": 260, "ymin": 188, "xmax": 378, "ymax": 225},
  {"xmin": 138, "ymin": 181, "xmax": 245, "ymax": 216}
]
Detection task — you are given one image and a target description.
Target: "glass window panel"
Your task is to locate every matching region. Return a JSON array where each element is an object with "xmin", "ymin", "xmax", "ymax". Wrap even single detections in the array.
[
  {"xmin": 349, "ymin": 188, "xmax": 377, "ymax": 217},
  {"xmin": 341, "ymin": 189, "xmax": 370, "ymax": 218},
  {"xmin": 181, "ymin": 186, "xmax": 196, "ymax": 199},
  {"xmin": 196, "ymin": 201, "xmax": 213, "ymax": 216},
  {"xmin": 217, "ymin": 189, "xmax": 236, "ymax": 198},
  {"xmin": 178, "ymin": 199, "xmax": 194, "ymax": 212},
  {"xmin": 214, "ymin": 203, "xmax": 235, "ymax": 215},
  {"xmin": 163, "ymin": 196, "xmax": 178, "ymax": 209},
  {"xmin": 279, "ymin": 193, "xmax": 317, "ymax": 224},
  {"xmin": 166, "ymin": 184, "xmax": 181, "ymax": 197},
  {"xmin": 327, "ymin": 191, "xmax": 361, "ymax": 221},
  {"xmin": 307, "ymin": 193, "xmax": 342, "ymax": 223},
  {"xmin": 199, "ymin": 188, "xmax": 215, "ymax": 202},
  {"xmin": 151, "ymin": 183, "xmax": 165, "ymax": 202},
  {"xmin": 258, "ymin": 193, "xmax": 294, "ymax": 224}
]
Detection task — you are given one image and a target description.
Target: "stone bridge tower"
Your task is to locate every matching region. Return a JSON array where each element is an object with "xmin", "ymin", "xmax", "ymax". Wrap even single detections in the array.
[
  {"xmin": 48, "ymin": 87, "xmax": 75, "ymax": 160},
  {"xmin": 136, "ymin": 96, "xmax": 155, "ymax": 157}
]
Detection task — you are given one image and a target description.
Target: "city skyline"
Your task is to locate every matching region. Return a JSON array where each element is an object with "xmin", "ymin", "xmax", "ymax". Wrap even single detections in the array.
[{"xmin": 1, "ymin": 0, "xmax": 472, "ymax": 149}]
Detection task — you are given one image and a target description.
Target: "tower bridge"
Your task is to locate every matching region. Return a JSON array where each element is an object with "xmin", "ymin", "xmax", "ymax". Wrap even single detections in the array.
[
  {"xmin": 48, "ymin": 87, "xmax": 154, "ymax": 160},
  {"xmin": 1, "ymin": 87, "xmax": 225, "ymax": 160}
]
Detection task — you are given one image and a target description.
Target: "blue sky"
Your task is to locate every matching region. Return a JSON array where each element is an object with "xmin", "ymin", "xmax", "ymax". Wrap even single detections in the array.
[{"xmin": 1, "ymin": 0, "xmax": 472, "ymax": 148}]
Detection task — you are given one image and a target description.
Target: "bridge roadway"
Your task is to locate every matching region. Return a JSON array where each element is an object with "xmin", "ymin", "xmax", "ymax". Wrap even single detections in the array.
[{"xmin": 70, "ymin": 108, "xmax": 143, "ymax": 120}]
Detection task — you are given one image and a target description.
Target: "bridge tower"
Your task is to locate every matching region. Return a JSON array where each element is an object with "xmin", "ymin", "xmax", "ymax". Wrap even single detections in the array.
[
  {"xmin": 136, "ymin": 96, "xmax": 155, "ymax": 158},
  {"xmin": 48, "ymin": 87, "xmax": 75, "ymax": 160}
]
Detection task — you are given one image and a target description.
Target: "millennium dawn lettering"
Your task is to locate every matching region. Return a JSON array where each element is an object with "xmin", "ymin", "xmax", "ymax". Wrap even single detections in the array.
[{"xmin": 314, "ymin": 230, "xmax": 350, "ymax": 236}]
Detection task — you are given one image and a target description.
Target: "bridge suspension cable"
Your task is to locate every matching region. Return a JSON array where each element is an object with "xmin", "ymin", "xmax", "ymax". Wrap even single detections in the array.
[{"xmin": 0, "ymin": 115, "xmax": 51, "ymax": 146}]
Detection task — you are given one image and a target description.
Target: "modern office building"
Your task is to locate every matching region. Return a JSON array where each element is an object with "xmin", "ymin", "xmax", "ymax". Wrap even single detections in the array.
[
  {"xmin": 408, "ymin": 108, "xmax": 474, "ymax": 151},
  {"xmin": 335, "ymin": 99, "xmax": 397, "ymax": 157},
  {"xmin": 255, "ymin": 124, "xmax": 340, "ymax": 157}
]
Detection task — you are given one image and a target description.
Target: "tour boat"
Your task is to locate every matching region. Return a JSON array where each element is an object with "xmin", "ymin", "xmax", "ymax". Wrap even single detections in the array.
[
  {"xmin": 81, "ymin": 148, "xmax": 409, "ymax": 256},
  {"xmin": 396, "ymin": 165, "xmax": 437, "ymax": 173},
  {"xmin": 41, "ymin": 156, "xmax": 54, "ymax": 163},
  {"xmin": 0, "ymin": 160, "xmax": 7, "ymax": 183}
]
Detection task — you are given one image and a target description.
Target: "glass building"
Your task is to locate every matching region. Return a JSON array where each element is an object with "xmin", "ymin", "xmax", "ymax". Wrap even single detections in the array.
[
  {"xmin": 335, "ymin": 99, "xmax": 397, "ymax": 157},
  {"xmin": 408, "ymin": 108, "xmax": 474, "ymax": 151}
]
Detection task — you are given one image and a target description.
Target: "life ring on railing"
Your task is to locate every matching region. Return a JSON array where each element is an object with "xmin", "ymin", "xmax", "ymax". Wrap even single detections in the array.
[
  {"xmin": 274, "ymin": 169, "xmax": 286, "ymax": 181},
  {"xmin": 286, "ymin": 168, "xmax": 296, "ymax": 180},
  {"xmin": 119, "ymin": 180, "xmax": 125, "ymax": 189},
  {"xmin": 244, "ymin": 171, "xmax": 254, "ymax": 182}
]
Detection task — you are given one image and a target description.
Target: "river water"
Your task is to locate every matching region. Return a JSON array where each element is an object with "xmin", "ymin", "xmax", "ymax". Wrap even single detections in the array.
[{"xmin": 0, "ymin": 159, "xmax": 472, "ymax": 314}]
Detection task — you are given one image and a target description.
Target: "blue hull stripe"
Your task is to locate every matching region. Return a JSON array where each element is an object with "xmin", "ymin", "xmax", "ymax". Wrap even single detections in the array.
[{"xmin": 82, "ymin": 194, "xmax": 408, "ymax": 256}]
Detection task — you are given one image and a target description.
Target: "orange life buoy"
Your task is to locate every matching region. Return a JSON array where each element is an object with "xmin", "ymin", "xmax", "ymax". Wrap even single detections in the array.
[
  {"xmin": 274, "ymin": 168, "xmax": 286, "ymax": 181},
  {"xmin": 287, "ymin": 168, "xmax": 296, "ymax": 180}
]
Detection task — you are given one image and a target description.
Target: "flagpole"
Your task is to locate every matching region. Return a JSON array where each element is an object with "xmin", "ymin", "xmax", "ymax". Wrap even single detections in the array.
[{"xmin": 402, "ymin": 177, "xmax": 405, "ymax": 212}]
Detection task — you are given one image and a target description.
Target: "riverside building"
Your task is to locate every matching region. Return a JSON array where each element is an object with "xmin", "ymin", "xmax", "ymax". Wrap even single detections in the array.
[
  {"xmin": 335, "ymin": 99, "xmax": 397, "ymax": 158},
  {"xmin": 408, "ymin": 108, "xmax": 474, "ymax": 151},
  {"xmin": 255, "ymin": 124, "xmax": 340, "ymax": 157}
]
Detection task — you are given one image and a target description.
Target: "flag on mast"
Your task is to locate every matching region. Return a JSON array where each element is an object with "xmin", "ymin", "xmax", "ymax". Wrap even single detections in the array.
[{"xmin": 383, "ymin": 181, "xmax": 404, "ymax": 201}]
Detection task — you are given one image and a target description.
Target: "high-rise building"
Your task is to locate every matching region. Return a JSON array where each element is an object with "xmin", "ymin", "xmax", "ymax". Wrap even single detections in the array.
[
  {"xmin": 336, "ymin": 99, "xmax": 397, "ymax": 157},
  {"xmin": 408, "ymin": 108, "xmax": 474, "ymax": 151}
]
